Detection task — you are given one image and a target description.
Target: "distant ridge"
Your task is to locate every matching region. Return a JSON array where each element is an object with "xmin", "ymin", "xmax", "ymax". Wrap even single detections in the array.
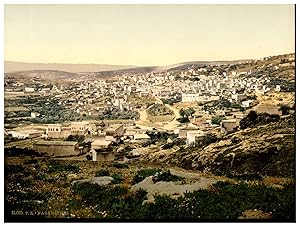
[{"xmin": 4, "ymin": 61, "xmax": 137, "ymax": 73}]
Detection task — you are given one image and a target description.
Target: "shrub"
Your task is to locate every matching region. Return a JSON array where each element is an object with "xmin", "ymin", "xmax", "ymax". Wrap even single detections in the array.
[
  {"xmin": 176, "ymin": 117, "xmax": 190, "ymax": 123},
  {"xmin": 95, "ymin": 169, "xmax": 110, "ymax": 177},
  {"xmin": 239, "ymin": 111, "xmax": 280, "ymax": 129},
  {"xmin": 278, "ymin": 104, "xmax": 290, "ymax": 115},
  {"xmin": 152, "ymin": 170, "xmax": 184, "ymax": 183},
  {"xmin": 132, "ymin": 168, "xmax": 163, "ymax": 184},
  {"xmin": 112, "ymin": 163, "xmax": 129, "ymax": 169},
  {"xmin": 197, "ymin": 133, "xmax": 218, "ymax": 147},
  {"xmin": 111, "ymin": 173, "xmax": 123, "ymax": 184},
  {"xmin": 47, "ymin": 161, "xmax": 80, "ymax": 173},
  {"xmin": 211, "ymin": 116, "xmax": 224, "ymax": 125}
]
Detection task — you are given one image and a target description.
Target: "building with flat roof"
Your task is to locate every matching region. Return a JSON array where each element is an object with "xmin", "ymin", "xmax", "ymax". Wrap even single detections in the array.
[{"xmin": 34, "ymin": 140, "xmax": 80, "ymax": 157}]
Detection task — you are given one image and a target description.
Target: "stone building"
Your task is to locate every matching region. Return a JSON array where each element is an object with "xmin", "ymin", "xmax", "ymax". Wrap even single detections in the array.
[
  {"xmin": 34, "ymin": 140, "xmax": 80, "ymax": 157},
  {"xmin": 90, "ymin": 139, "xmax": 115, "ymax": 161}
]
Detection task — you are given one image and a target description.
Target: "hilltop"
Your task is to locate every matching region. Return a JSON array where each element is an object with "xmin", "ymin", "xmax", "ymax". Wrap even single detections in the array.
[{"xmin": 4, "ymin": 61, "xmax": 136, "ymax": 73}]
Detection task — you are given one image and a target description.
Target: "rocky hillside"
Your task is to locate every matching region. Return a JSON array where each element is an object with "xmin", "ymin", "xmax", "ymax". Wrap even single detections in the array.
[{"xmin": 141, "ymin": 114, "xmax": 295, "ymax": 178}]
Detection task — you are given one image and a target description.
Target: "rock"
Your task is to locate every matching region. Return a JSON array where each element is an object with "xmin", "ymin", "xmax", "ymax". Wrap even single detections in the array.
[
  {"xmin": 91, "ymin": 176, "xmax": 113, "ymax": 186},
  {"xmin": 240, "ymin": 209, "xmax": 272, "ymax": 219},
  {"xmin": 72, "ymin": 176, "xmax": 113, "ymax": 186}
]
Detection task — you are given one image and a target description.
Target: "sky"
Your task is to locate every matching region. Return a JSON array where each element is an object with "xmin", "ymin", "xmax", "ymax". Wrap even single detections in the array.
[{"xmin": 4, "ymin": 4, "xmax": 295, "ymax": 66}]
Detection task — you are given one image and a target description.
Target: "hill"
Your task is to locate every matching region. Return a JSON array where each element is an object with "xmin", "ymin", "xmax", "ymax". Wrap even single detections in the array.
[
  {"xmin": 4, "ymin": 61, "xmax": 136, "ymax": 73},
  {"xmin": 141, "ymin": 114, "xmax": 295, "ymax": 178},
  {"xmin": 4, "ymin": 70, "xmax": 81, "ymax": 80}
]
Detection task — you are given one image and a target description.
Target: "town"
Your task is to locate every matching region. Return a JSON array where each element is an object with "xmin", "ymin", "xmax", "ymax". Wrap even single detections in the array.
[{"xmin": 4, "ymin": 53, "xmax": 295, "ymax": 163}]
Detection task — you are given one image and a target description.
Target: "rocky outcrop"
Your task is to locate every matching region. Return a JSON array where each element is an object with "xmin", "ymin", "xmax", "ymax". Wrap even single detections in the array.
[{"xmin": 141, "ymin": 116, "xmax": 295, "ymax": 177}]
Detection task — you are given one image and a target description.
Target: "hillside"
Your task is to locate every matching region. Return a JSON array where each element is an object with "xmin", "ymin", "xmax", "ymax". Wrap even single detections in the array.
[
  {"xmin": 4, "ymin": 70, "xmax": 81, "ymax": 80},
  {"xmin": 141, "ymin": 114, "xmax": 295, "ymax": 178}
]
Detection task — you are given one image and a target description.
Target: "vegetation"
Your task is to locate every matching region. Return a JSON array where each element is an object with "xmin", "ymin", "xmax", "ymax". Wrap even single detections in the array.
[
  {"xmin": 132, "ymin": 168, "xmax": 163, "ymax": 184},
  {"xmin": 211, "ymin": 116, "xmax": 224, "ymax": 125},
  {"xmin": 98, "ymin": 106, "xmax": 139, "ymax": 120},
  {"xmin": 5, "ymin": 147, "xmax": 45, "ymax": 157},
  {"xmin": 161, "ymin": 96, "xmax": 181, "ymax": 105},
  {"xmin": 268, "ymin": 78, "xmax": 295, "ymax": 92},
  {"xmin": 95, "ymin": 169, "xmax": 110, "ymax": 177},
  {"xmin": 146, "ymin": 131, "xmax": 177, "ymax": 144},
  {"xmin": 111, "ymin": 173, "xmax": 123, "ymax": 184},
  {"xmin": 197, "ymin": 133, "xmax": 218, "ymax": 147},
  {"xmin": 47, "ymin": 161, "xmax": 80, "ymax": 173},
  {"xmin": 278, "ymin": 104, "xmax": 290, "ymax": 115},
  {"xmin": 239, "ymin": 111, "xmax": 280, "ymax": 129},
  {"xmin": 179, "ymin": 108, "xmax": 195, "ymax": 118},
  {"xmin": 148, "ymin": 104, "xmax": 173, "ymax": 116},
  {"xmin": 176, "ymin": 117, "xmax": 189, "ymax": 123},
  {"xmin": 152, "ymin": 170, "xmax": 184, "ymax": 183},
  {"xmin": 67, "ymin": 180, "xmax": 294, "ymax": 220},
  {"xmin": 112, "ymin": 163, "xmax": 129, "ymax": 169}
]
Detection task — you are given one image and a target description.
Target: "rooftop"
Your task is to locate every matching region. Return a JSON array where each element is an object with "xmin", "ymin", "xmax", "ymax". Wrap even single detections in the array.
[
  {"xmin": 35, "ymin": 140, "xmax": 78, "ymax": 146},
  {"xmin": 92, "ymin": 139, "xmax": 112, "ymax": 146},
  {"xmin": 134, "ymin": 134, "xmax": 151, "ymax": 139}
]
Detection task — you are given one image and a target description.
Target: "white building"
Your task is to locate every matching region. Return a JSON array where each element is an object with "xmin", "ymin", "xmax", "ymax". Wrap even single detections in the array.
[
  {"xmin": 24, "ymin": 87, "xmax": 35, "ymax": 92},
  {"xmin": 186, "ymin": 130, "xmax": 205, "ymax": 146},
  {"xmin": 182, "ymin": 93, "xmax": 200, "ymax": 102}
]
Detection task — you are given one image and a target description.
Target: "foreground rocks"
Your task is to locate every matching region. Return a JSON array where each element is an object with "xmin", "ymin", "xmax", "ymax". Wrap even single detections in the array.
[
  {"xmin": 72, "ymin": 176, "xmax": 113, "ymax": 186},
  {"xmin": 131, "ymin": 176, "xmax": 221, "ymax": 203}
]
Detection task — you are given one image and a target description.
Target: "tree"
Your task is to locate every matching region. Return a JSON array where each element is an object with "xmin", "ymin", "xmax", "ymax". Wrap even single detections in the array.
[
  {"xmin": 211, "ymin": 116, "xmax": 224, "ymax": 125},
  {"xmin": 179, "ymin": 108, "xmax": 195, "ymax": 118}
]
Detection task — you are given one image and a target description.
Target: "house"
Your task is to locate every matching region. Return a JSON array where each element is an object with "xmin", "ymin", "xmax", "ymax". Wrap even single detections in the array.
[
  {"xmin": 186, "ymin": 130, "xmax": 205, "ymax": 146},
  {"xmin": 70, "ymin": 122, "xmax": 89, "ymax": 135},
  {"xmin": 46, "ymin": 124, "xmax": 71, "ymax": 139},
  {"xmin": 231, "ymin": 94, "xmax": 247, "ymax": 102},
  {"xmin": 34, "ymin": 140, "xmax": 80, "ymax": 157},
  {"xmin": 24, "ymin": 87, "xmax": 35, "ymax": 92},
  {"xmin": 91, "ymin": 139, "xmax": 113, "ymax": 149},
  {"xmin": 177, "ymin": 123, "xmax": 199, "ymax": 138},
  {"xmin": 31, "ymin": 112, "xmax": 40, "ymax": 119},
  {"xmin": 182, "ymin": 93, "xmax": 200, "ymax": 102},
  {"xmin": 241, "ymin": 100, "xmax": 253, "ymax": 108},
  {"xmin": 8, "ymin": 130, "xmax": 44, "ymax": 139},
  {"xmin": 104, "ymin": 124, "xmax": 124, "ymax": 137},
  {"xmin": 90, "ymin": 139, "xmax": 114, "ymax": 161},
  {"xmin": 220, "ymin": 119, "xmax": 238, "ymax": 134},
  {"xmin": 132, "ymin": 133, "xmax": 151, "ymax": 143}
]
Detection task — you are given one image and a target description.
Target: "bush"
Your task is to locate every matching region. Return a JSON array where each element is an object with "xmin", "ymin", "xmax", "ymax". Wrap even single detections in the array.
[
  {"xmin": 197, "ymin": 133, "xmax": 218, "ymax": 147},
  {"xmin": 69, "ymin": 180, "xmax": 295, "ymax": 220},
  {"xmin": 179, "ymin": 108, "xmax": 195, "ymax": 118},
  {"xmin": 5, "ymin": 147, "xmax": 45, "ymax": 157},
  {"xmin": 95, "ymin": 169, "xmax": 110, "ymax": 177},
  {"xmin": 152, "ymin": 170, "xmax": 184, "ymax": 183},
  {"xmin": 132, "ymin": 168, "xmax": 163, "ymax": 184},
  {"xmin": 176, "ymin": 117, "xmax": 189, "ymax": 123},
  {"xmin": 148, "ymin": 104, "xmax": 173, "ymax": 116},
  {"xmin": 111, "ymin": 173, "xmax": 123, "ymax": 184},
  {"xmin": 47, "ymin": 161, "xmax": 80, "ymax": 173},
  {"xmin": 112, "ymin": 163, "xmax": 129, "ymax": 169},
  {"xmin": 239, "ymin": 111, "xmax": 280, "ymax": 129},
  {"xmin": 211, "ymin": 116, "xmax": 224, "ymax": 125}
]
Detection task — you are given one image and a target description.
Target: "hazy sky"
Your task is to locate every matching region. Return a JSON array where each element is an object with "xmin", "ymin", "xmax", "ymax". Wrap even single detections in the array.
[{"xmin": 4, "ymin": 4, "xmax": 295, "ymax": 66}]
